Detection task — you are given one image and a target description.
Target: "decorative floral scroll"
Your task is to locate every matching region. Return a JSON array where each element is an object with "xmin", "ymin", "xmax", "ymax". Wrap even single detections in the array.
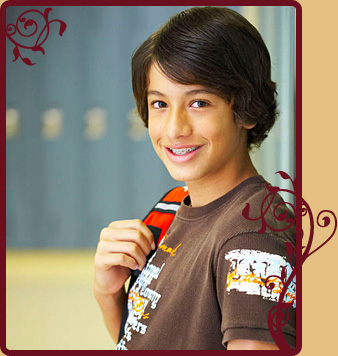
[
  {"xmin": 243, "ymin": 171, "xmax": 337, "ymax": 352},
  {"xmin": 6, "ymin": 8, "xmax": 67, "ymax": 66}
]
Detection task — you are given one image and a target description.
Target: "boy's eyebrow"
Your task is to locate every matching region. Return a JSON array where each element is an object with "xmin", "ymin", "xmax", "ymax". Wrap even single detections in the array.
[
  {"xmin": 147, "ymin": 90, "xmax": 165, "ymax": 97},
  {"xmin": 147, "ymin": 89, "xmax": 218, "ymax": 97}
]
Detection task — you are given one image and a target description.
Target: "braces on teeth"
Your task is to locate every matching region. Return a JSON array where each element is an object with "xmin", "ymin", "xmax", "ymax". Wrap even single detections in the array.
[{"xmin": 170, "ymin": 147, "xmax": 198, "ymax": 155}]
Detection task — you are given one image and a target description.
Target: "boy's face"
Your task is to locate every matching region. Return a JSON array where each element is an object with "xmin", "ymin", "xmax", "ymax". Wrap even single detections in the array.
[{"xmin": 147, "ymin": 64, "xmax": 252, "ymax": 186}]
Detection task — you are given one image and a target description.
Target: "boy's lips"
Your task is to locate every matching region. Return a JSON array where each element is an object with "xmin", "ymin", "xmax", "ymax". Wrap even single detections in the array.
[{"xmin": 164, "ymin": 145, "xmax": 203, "ymax": 163}]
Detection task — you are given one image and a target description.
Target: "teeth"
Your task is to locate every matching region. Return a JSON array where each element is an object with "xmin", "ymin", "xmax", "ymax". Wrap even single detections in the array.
[{"xmin": 170, "ymin": 147, "xmax": 198, "ymax": 155}]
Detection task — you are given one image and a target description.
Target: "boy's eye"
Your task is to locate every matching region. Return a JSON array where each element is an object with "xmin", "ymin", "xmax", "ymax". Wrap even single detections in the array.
[
  {"xmin": 151, "ymin": 101, "xmax": 167, "ymax": 109},
  {"xmin": 191, "ymin": 100, "xmax": 209, "ymax": 108}
]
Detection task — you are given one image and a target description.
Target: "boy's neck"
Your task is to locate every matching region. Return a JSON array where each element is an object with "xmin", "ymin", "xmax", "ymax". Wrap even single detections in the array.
[{"xmin": 186, "ymin": 156, "xmax": 258, "ymax": 208}]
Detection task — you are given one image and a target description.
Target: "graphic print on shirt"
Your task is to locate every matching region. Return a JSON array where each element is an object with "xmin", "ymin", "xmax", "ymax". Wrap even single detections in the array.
[
  {"xmin": 116, "ymin": 236, "xmax": 182, "ymax": 350},
  {"xmin": 224, "ymin": 249, "xmax": 296, "ymax": 306}
]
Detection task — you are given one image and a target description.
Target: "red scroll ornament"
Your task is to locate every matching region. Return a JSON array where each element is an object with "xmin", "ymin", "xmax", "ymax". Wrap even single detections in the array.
[
  {"xmin": 242, "ymin": 171, "xmax": 337, "ymax": 352},
  {"xmin": 6, "ymin": 8, "xmax": 67, "ymax": 66}
]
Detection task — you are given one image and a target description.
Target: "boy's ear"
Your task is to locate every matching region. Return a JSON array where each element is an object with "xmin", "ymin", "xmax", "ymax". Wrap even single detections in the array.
[
  {"xmin": 229, "ymin": 97, "xmax": 256, "ymax": 130},
  {"xmin": 241, "ymin": 122, "xmax": 256, "ymax": 129},
  {"xmin": 235, "ymin": 117, "xmax": 256, "ymax": 129},
  {"xmin": 230, "ymin": 97, "xmax": 256, "ymax": 130}
]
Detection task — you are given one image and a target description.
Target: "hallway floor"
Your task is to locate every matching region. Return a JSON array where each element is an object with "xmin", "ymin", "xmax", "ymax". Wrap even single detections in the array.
[{"xmin": 6, "ymin": 249, "xmax": 116, "ymax": 350}]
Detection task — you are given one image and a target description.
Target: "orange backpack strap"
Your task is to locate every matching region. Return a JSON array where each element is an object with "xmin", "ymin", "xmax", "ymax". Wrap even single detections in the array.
[
  {"xmin": 143, "ymin": 186, "xmax": 189, "ymax": 248},
  {"xmin": 118, "ymin": 186, "xmax": 189, "ymax": 341}
]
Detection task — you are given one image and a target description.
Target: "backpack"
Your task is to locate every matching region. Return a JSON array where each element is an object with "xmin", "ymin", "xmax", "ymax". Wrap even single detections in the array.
[{"xmin": 118, "ymin": 186, "xmax": 189, "ymax": 341}]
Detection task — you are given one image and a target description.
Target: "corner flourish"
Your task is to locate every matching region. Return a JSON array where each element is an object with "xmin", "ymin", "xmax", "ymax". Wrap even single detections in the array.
[{"xmin": 6, "ymin": 8, "xmax": 67, "ymax": 66}]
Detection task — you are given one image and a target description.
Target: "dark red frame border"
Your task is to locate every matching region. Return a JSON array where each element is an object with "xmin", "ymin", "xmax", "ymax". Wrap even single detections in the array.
[{"xmin": 1, "ymin": 1, "xmax": 302, "ymax": 355}]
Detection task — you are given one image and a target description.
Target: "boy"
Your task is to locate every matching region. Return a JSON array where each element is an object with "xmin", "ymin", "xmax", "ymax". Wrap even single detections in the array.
[{"xmin": 94, "ymin": 6, "xmax": 296, "ymax": 350}]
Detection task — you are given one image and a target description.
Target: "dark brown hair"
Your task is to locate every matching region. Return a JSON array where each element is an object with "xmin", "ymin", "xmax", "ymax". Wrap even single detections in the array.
[{"xmin": 131, "ymin": 6, "xmax": 277, "ymax": 149}]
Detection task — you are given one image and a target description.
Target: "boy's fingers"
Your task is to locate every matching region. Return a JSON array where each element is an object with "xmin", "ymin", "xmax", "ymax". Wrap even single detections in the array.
[
  {"xmin": 98, "ymin": 240, "xmax": 147, "ymax": 270},
  {"xmin": 108, "ymin": 219, "xmax": 155, "ymax": 249},
  {"xmin": 100, "ymin": 228, "xmax": 152, "ymax": 256},
  {"xmin": 95, "ymin": 252, "xmax": 138, "ymax": 272}
]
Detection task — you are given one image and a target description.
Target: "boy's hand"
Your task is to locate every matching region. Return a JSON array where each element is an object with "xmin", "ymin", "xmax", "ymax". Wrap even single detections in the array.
[{"xmin": 94, "ymin": 219, "xmax": 155, "ymax": 296}]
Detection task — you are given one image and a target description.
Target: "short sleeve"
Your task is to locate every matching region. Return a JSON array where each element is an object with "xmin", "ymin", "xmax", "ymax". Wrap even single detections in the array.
[{"xmin": 215, "ymin": 232, "xmax": 296, "ymax": 349}]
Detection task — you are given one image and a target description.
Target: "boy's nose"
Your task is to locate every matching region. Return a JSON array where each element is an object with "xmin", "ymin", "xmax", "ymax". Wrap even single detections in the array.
[{"xmin": 165, "ymin": 108, "xmax": 192, "ymax": 140}]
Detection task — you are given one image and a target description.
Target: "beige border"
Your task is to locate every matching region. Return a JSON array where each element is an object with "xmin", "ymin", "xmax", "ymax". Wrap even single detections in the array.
[{"xmin": 300, "ymin": 0, "xmax": 338, "ymax": 355}]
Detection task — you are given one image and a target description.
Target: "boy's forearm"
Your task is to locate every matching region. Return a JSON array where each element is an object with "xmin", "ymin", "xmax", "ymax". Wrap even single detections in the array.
[{"xmin": 94, "ymin": 286, "xmax": 127, "ymax": 344}]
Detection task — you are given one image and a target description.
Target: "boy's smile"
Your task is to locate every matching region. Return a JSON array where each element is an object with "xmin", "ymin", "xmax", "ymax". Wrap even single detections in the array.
[
  {"xmin": 164, "ymin": 145, "xmax": 202, "ymax": 163},
  {"xmin": 147, "ymin": 64, "xmax": 255, "ymax": 200}
]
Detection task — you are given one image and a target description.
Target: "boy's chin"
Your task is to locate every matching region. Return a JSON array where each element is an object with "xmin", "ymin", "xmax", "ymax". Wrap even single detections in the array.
[
  {"xmin": 166, "ymin": 169, "xmax": 195, "ymax": 184},
  {"xmin": 168, "ymin": 173, "xmax": 187, "ymax": 183},
  {"xmin": 165, "ymin": 169, "xmax": 187, "ymax": 183}
]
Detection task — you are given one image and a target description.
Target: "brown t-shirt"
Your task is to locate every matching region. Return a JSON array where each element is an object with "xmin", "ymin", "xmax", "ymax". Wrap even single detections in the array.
[{"xmin": 116, "ymin": 175, "xmax": 296, "ymax": 350}]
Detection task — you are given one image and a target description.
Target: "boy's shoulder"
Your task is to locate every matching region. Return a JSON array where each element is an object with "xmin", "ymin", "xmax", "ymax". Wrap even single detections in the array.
[{"xmin": 211, "ymin": 177, "xmax": 296, "ymax": 248}]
